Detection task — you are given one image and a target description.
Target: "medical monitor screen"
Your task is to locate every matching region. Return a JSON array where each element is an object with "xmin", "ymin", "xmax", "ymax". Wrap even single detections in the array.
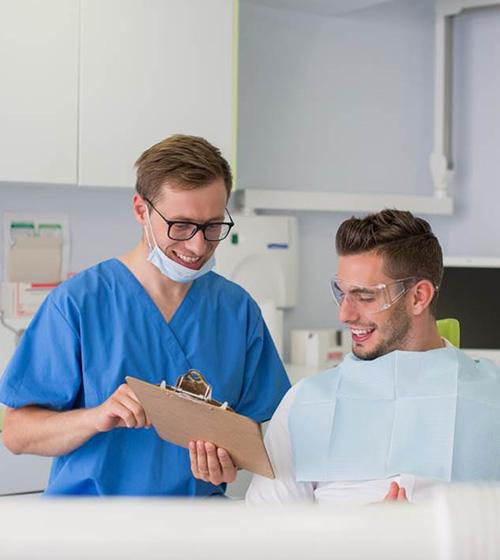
[{"xmin": 435, "ymin": 266, "xmax": 500, "ymax": 350}]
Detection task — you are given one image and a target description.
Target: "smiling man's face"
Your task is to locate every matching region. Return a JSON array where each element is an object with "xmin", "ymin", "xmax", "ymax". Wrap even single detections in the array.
[
  {"xmin": 336, "ymin": 251, "xmax": 415, "ymax": 360},
  {"xmin": 147, "ymin": 178, "xmax": 228, "ymax": 271}
]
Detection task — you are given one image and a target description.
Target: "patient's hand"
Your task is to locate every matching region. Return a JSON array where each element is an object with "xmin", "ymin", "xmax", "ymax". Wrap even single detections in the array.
[
  {"xmin": 189, "ymin": 440, "xmax": 237, "ymax": 486},
  {"xmin": 383, "ymin": 481, "xmax": 408, "ymax": 502}
]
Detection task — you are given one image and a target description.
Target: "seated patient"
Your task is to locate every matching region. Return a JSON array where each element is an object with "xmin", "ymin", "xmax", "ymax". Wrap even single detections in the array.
[{"xmin": 247, "ymin": 209, "xmax": 500, "ymax": 504}]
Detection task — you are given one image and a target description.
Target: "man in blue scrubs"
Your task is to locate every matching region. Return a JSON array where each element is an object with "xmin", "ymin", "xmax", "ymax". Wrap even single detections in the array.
[{"xmin": 0, "ymin": 135, "xmax": 290, "ymax": 496}]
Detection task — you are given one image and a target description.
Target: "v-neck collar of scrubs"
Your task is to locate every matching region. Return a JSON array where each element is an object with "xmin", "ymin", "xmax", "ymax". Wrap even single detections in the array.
[{"xmin": 110, "ymin": 257, "xmax": 199, "ymax": 327}]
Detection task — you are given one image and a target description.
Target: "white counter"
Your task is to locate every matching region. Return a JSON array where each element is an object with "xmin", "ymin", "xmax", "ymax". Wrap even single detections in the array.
[{"xmin": 1, "ymin": 486, "xmax": 500, "ymax": 560}]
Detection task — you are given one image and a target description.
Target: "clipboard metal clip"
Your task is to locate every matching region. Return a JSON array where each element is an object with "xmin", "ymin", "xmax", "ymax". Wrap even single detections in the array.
[{"xmin": 174, "ymin": 369, "xmax": 213, "ymax": 402}]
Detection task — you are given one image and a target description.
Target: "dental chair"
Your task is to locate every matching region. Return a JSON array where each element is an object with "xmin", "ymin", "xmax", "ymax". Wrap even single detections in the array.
[{"xmin": 437, "ymin": 318, "xmax": 460, "ymax": 348}]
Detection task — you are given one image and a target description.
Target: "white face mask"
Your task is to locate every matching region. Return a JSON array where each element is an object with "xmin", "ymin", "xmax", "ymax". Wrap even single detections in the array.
[{"xmin": 144, "ymin": 210, "xmax": 215, "ymax": 284}]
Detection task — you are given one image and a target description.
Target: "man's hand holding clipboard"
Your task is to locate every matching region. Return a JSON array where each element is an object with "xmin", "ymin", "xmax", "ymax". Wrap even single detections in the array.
[{"xmin": 126, "ymin": 370, "xmax": 275, "ymax": 479}]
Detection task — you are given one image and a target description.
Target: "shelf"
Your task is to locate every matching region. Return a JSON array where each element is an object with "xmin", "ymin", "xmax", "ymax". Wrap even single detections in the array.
[{"xmin": 234, "ymin": 189, "xmax": 454, "ymax": 215}]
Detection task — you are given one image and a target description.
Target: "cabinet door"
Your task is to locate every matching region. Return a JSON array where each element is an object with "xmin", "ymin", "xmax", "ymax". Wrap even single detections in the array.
[
  {"xmin": 79, "ymin": 0, "xmax": 235, "ymax": 188},
  {"xmin": 0, "ymin": 0, "xmax": 79, "ymax": 184}
]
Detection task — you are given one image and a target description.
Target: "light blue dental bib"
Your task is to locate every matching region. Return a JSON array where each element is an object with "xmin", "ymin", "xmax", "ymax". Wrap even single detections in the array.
[{"xmin": 289, "ymin": 347, "xmax": 500, "ymax": 482}]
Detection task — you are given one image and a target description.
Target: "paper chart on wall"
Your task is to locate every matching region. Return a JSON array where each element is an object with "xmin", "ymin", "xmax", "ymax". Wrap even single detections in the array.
[{"xmin": 3, "ymin": 213, "xmax": 70, "ymax": 283}]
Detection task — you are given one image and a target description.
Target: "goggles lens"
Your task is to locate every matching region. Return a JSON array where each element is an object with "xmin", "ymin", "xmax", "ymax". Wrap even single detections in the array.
[{"xmin": 330, "ymin": 277, "xmax": 418, "ymax": 315}]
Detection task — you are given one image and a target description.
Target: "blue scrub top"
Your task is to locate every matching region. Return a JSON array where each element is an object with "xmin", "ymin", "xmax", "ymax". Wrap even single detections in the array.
[{"xmin": 0, "ymin": 259, "xmax": 290, "ymax": 496}]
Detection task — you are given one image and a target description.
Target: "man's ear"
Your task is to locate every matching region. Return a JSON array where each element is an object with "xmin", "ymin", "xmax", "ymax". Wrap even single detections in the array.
[
  {"xmin": 133, "ymin": 194, "xmax": 148, "ymax": 225},
  {"xmin": 410, "ymin": 279, "xmax": 436, "ymax": 316}
]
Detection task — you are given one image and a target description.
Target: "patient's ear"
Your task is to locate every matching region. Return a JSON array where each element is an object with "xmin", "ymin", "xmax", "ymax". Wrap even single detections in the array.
[{"xmin": 409, "ymin": 279, "xmax": 435, "ymax": 316}]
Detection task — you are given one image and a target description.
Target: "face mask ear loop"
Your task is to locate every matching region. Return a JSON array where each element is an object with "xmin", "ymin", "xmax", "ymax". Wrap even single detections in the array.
[{"xmin": 143, "ymin": 207, "xmax": 158, "ymax": 251}]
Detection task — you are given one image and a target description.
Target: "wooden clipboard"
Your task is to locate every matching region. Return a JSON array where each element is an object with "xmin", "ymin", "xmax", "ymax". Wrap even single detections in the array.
[{"xmin": 126, "ymin": 370, "xmax": 274, "ymax": 479}]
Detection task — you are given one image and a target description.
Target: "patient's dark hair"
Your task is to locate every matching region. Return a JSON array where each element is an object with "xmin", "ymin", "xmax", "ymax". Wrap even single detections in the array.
[{"xmin": 335, "ymin": 209, "xmax": 443, "ymax": 314}]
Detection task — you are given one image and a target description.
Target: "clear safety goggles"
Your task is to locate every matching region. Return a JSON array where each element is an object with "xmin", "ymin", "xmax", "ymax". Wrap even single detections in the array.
[{"xmin": 330, "ymin": 276, "xmax": 420, "ymax": 315}]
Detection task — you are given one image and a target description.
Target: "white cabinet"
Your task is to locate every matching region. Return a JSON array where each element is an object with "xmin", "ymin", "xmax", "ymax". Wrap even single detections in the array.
[
  {"xmin": 0, "ymin": 0, "xmax": 79, "ymax": 185},
  {"xmin": 78, "ymin": 0, "xmax": 235, "ymax": 188},
  {"xmin": 0, "ymin": 0, "xmax": 235, "ymax": 188}
]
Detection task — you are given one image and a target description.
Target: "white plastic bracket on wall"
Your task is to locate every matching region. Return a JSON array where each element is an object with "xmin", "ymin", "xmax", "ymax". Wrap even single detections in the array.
[{"xmin": 431, "ymin": 0, "xmax": 500, "ymax": 198}]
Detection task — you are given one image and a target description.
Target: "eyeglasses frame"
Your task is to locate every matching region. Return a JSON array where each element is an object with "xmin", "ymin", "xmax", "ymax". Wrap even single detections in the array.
[{"xmin": 144, "ymin": 197, "xmax": 234, "ymax": 242}]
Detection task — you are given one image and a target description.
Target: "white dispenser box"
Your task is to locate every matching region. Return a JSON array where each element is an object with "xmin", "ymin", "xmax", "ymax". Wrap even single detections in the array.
[
  {"xmin": 215, "ymin": 214, "xmax": 298, "ymax": 358},
  {"xmin": 215, "ymin": 214, "xmax": 298, "ymax": 308},
  {"xmin": 291, "ymin": 329, "xmax": 349, "ymax": 368}
]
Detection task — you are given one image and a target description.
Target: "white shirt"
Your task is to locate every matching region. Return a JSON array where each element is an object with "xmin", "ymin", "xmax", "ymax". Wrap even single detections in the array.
[{"xmin": 246, "ymin": 382, "xmax": 445, "ymax": 505}]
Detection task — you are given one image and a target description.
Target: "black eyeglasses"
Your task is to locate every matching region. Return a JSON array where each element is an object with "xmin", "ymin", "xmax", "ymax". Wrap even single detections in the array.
[{"xmin": 144, "ymin": 198, "xmax": 234, "ymax": 242}]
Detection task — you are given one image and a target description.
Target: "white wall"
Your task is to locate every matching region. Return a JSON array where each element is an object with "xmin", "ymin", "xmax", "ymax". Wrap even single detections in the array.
[
  {"xmin": 238, "ymin": 0, "xmax": 435, "ymax": 195},
  {"xmin": 431, "ymin": 5, "xmax": 500, "ymax": 255},
  {"xmin": 238, "ymin": 0, "xmax": 500, "ymax": 359},
  {"xmin": 0, "ymin": 184, "xmax": 138, "ymax": 277}
]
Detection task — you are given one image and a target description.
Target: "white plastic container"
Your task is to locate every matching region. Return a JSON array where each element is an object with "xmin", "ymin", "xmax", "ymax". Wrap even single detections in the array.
[{"xmin": 291, "ymin": 328, "xmax": 349, "ymax": 368}]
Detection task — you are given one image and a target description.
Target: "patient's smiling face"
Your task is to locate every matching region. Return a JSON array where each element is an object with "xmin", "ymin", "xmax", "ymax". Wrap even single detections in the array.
[{"xmin": 336, "ymin": 251, "xmax": 414, "ymax": 360}]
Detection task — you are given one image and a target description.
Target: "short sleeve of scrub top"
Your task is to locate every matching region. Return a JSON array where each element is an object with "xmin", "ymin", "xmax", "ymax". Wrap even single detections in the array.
[{"xmin": 0, "ymin": 293, "xmax": 83, "ymax": 411}]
